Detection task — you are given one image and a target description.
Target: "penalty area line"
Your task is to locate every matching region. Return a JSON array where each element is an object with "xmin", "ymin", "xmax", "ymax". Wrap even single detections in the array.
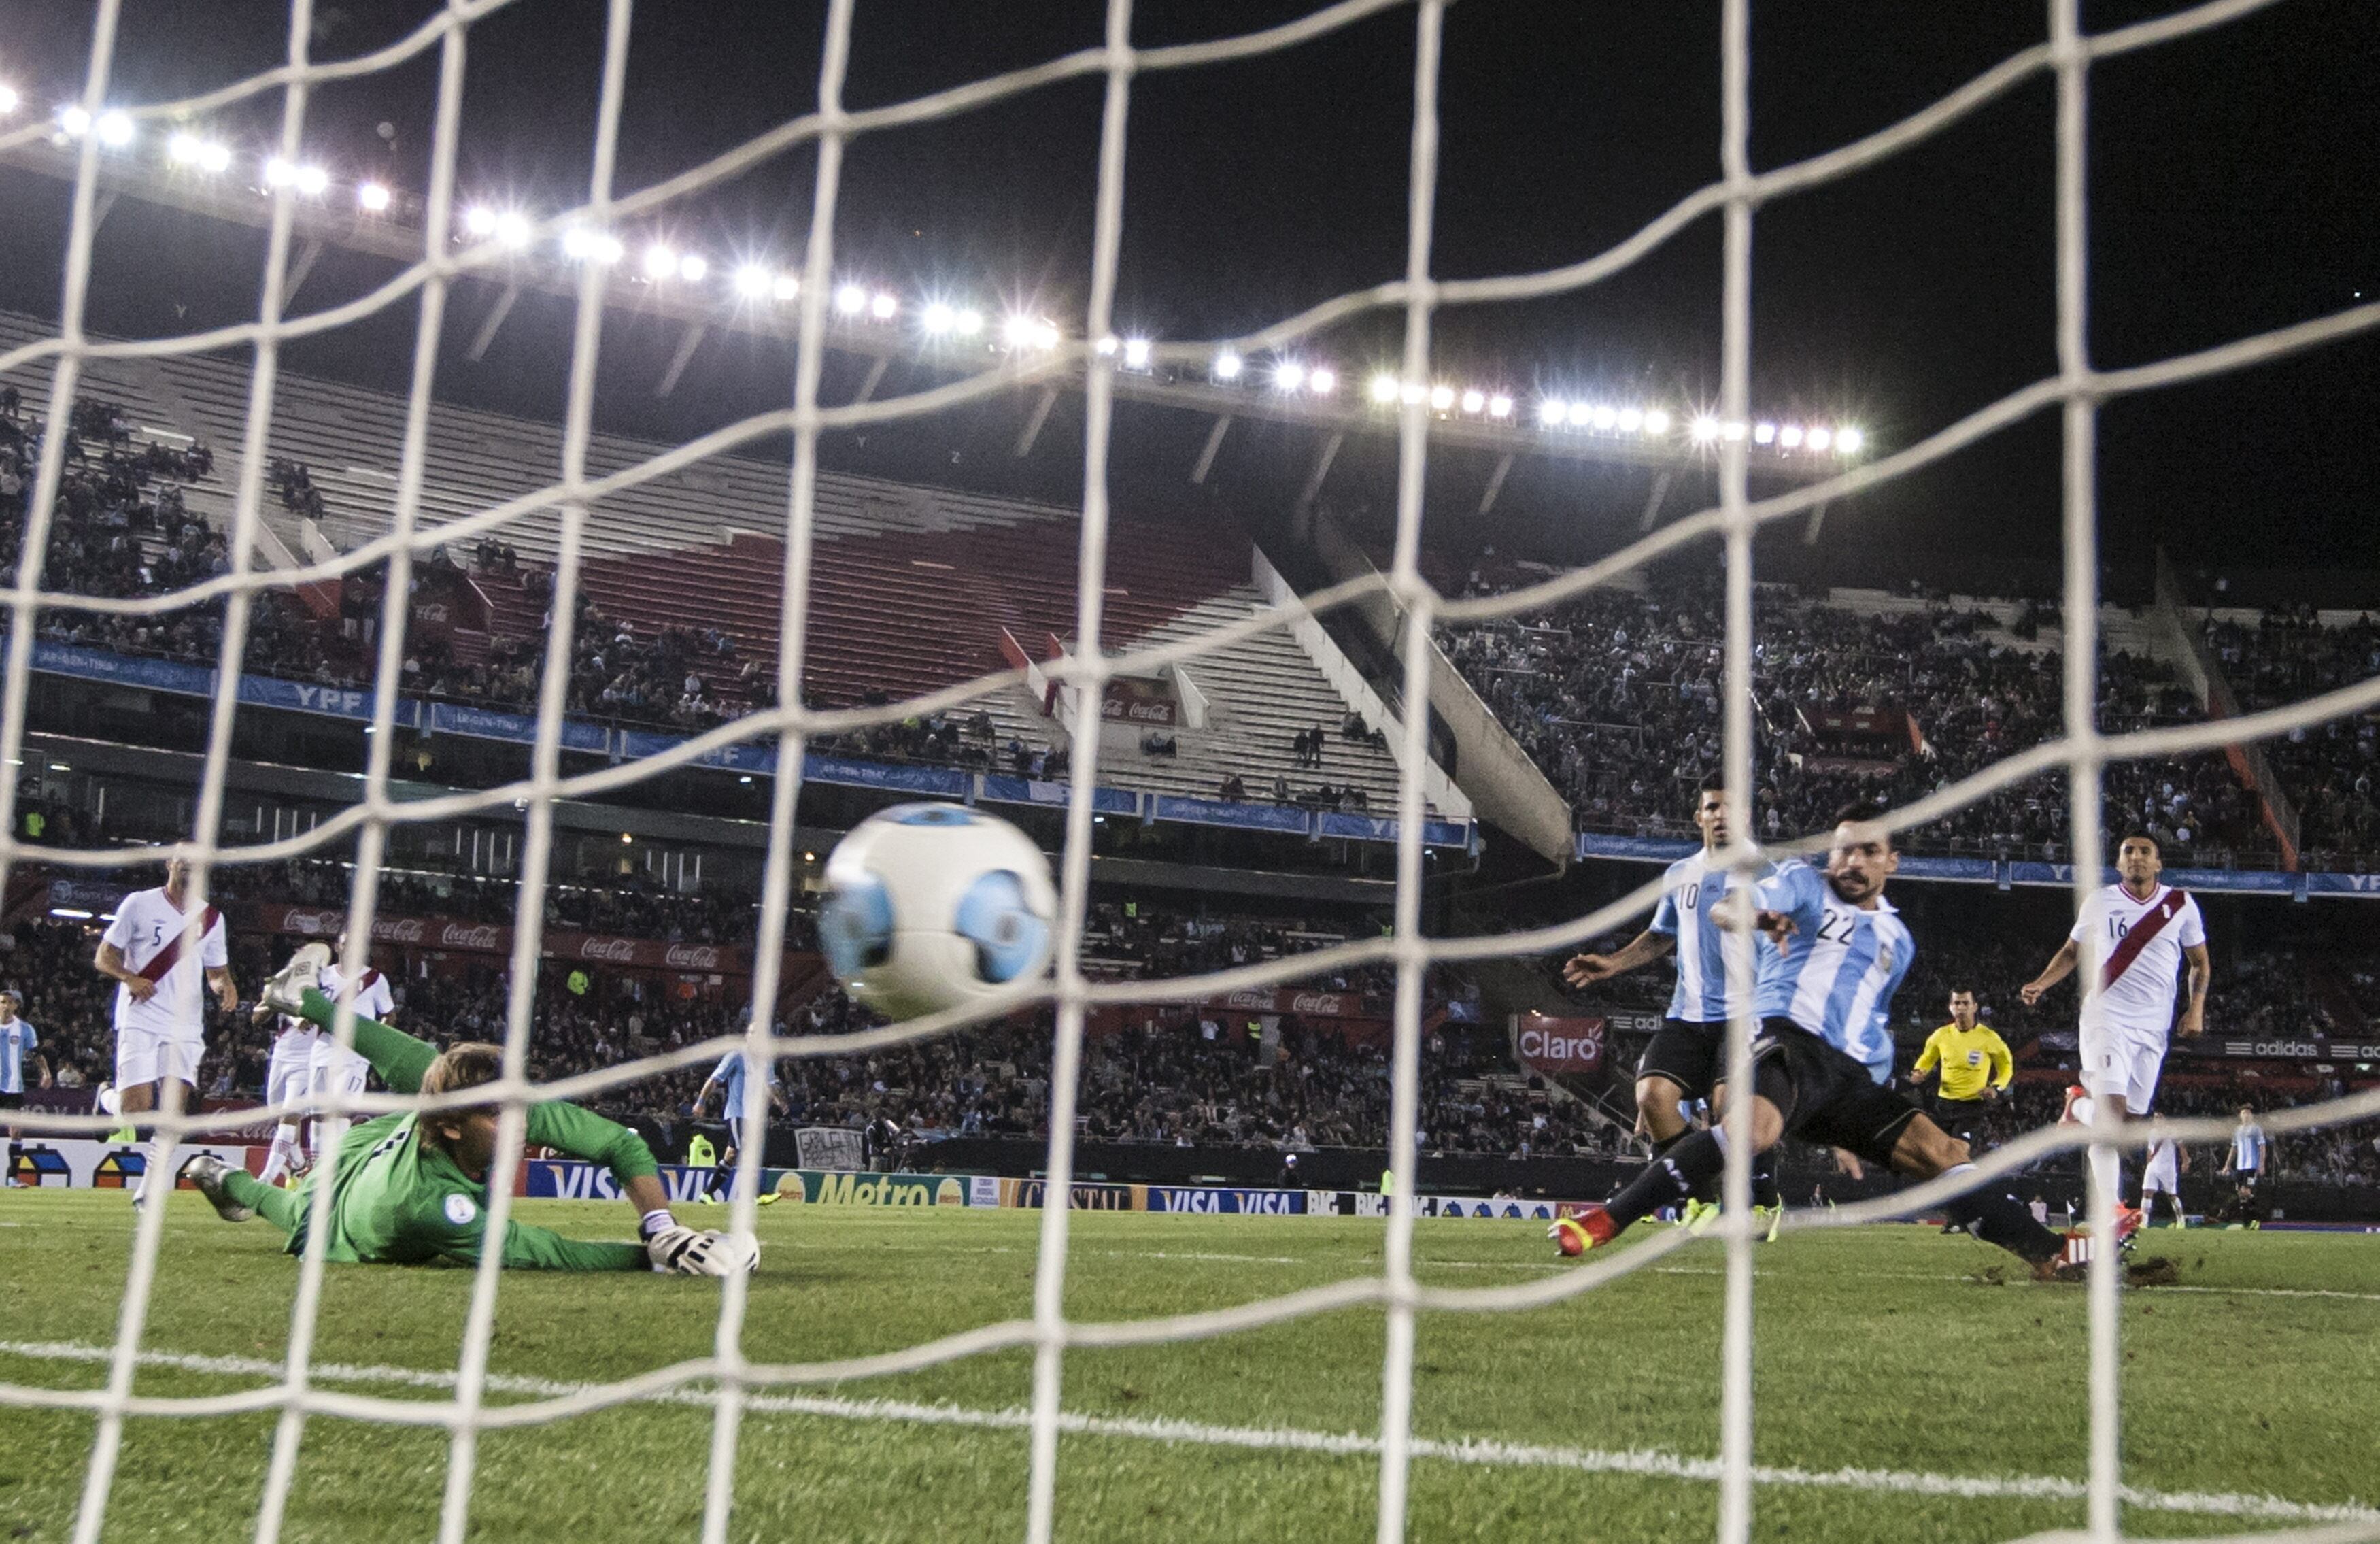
[{"xmin": 0, "ymin": 1340, "xmax": 2372, "ymax": 1524}]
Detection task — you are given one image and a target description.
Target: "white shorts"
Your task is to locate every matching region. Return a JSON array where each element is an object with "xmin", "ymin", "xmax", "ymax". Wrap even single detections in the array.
[
  {"xmin": 307, "ymin": 1045, "xmax": 369, "ymax": 1105},
  {"xmin": 114, "ymin": 1026, "xmax": 203, "ymax": 1090},
  {"xmin": 2081, "ymin": 1032, "xmax": 2166, "ymax": 1115},
  {"xmin": 2142, "ymin": 1143, "xmax": 2181, "ymax": 1196},
  {"xmin": 265, "ymin": 1042, "xmax": 315, "ymax": 1115}
]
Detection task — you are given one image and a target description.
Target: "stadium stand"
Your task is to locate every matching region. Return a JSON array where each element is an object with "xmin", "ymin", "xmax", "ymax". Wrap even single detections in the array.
[{"xmin": 1440, "ymin": 563, "xmax": 2285, "ymax": 865}]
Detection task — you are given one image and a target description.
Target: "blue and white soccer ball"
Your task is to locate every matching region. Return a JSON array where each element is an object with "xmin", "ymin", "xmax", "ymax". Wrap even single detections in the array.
[{"xmin": 819, "ymin": 803, "xmax": 1057, "ymax": 1020}]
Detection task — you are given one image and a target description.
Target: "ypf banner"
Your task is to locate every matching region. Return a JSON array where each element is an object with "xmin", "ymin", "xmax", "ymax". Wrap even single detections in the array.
[{"xmin": 1514, "ymin": 1012, "xmax": 1605, "ymax": 1075}]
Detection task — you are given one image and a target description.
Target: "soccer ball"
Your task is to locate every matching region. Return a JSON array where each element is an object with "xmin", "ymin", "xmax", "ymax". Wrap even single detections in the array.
[{"xmin": 819, "ymin": 802, "xmax": 1057, "ymax": 1020}]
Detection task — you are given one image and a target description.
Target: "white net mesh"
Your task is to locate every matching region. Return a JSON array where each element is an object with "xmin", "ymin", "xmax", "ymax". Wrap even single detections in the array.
[{"xmin": 1, "ymin": 1, "xmax": 2378, "ymax": 1542}]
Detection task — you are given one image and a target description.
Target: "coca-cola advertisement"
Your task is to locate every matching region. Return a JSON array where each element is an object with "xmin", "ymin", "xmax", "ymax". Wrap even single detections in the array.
[
  {"xmin": 1100, "ymin": 675, "xmax": 1178, "ymax": 726},
  {"xmin": 1513, "ymin": 1012, "xmax": 1605, "ymax": 1075},
  {"xmin": 1210, "ymin": 986, "xmax": 1384, "ymax": 1020},
  {"xmin": 249, "ymin": 903, "xmax": 749, "ymax": 975}
]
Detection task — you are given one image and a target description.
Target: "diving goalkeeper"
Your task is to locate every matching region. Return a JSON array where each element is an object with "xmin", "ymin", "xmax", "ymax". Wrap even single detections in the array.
[{"xmin": 187, "ymin": 947, "xmax": 754, "ymax": 1275}]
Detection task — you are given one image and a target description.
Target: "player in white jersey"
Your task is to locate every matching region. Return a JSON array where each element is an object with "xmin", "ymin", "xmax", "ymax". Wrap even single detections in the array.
[
  {"xmin": 93, "ymin": 856, "xmax": 238, "ymax": 1205},
  {"xmin": 254, "ymin": 1005, "xmax": 319, "ymax": 1186},
  {"xmin": 307, "ymin": 935, "xmax": 397, "ymax": 1168},
  {"xmin": 2021, "ymin": 833, "xmax": 2209, "ymax": 1233}
]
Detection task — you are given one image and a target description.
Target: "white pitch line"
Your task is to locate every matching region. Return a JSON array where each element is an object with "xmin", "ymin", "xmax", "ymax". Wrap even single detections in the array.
[
  {"xmin": 1, "ymin": 1340, "xmax": 2370, "ymax": 1524},
  {"xmin": 1646, "ymin": 1265, "xmax": 2380, "ymax": 1303}
]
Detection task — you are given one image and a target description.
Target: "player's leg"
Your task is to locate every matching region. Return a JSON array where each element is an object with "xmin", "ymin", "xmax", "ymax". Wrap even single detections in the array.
[
  {"xmin": 258, "ymin": 1043, "xmax": 307, "ymax": 1186},
  {"xmin": 262, "ymin": 950, "xmax": 436, "ymax": 1093},
  {"xmin": 112, "ymin": 1030, "xmax": 193, "ymax": 1206},
  {"xmin": 1634, "ymin": 1020, "xmax": 1720, "ymax": 1149},
  {"xmin": 305, "ymin": 1052, "xmax": 369, "ymax": 1171},
  {"xmin": 187, "ymin": 1153, "xmax": 306, "ymax": 1235},
  {"xmin": 1554, "ymin": 1026, "xmax": 1794, "ymax": 1254},
  {"xmin": 1877, "ymin": 1111, "xmax": 2069, "ymax": 1271}
]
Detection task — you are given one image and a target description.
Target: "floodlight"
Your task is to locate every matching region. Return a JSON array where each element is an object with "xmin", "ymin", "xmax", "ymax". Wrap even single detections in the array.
[
  {"xmin": 463, "ymin": 206, "xmax": 498, "ymax": 238},
  {"xmin": 1643, "ymin": 408, "xmax": 1672, "ymax": 435},
  {"xmin": 643, "ymin": 244, "xmax": 679, "ymax": 280},
  {"xmin": 773, "ymin": 273, "xmax": 800, "ymax": 301},
  {"xmin": 923, "ymin": 303, "xmax": 957, "ymax": 335},
  {"xmin": 1401, "ymin": 382, "xmax": 1427, "ymax": 406},
  {"xmin": 734, "ymin": 264, "xmax": 773, "ymax": 298},
  {"xmin": 1487, "ymin": 394, "xmax": 1513, "ymax": 418},
  {"xmin": 167, "ymin": 131, "xmax": 206, "ymax": 165},
  {"xmin": 357, "ymin": 181, "xmax": 391, "ymax": 213},
  {"xmin": 1722, "ymin": 420, "xmax": 1748, "ymax": 441},
  {"xmin": 679, "ymin": 254, "xmax": 707, "ymax": 282},
  {"xmin": 1370, "ymin": 374, "xmax": 1401, "ymax": 404},
  {"xmin": 1308, "ymin": 367, "xmax": 1336, "ymax": 395},
  {"xmin": 1691, "ymin": 415, "xmax": 1721, "ymax": 443},
  {"xmin": 1429, "ymin": 384, "xmax": 1456, "ymax": 412},
  {"xmin": 292, "ymin": 163, "xmax": 327, "ymax": 197},
  {"xmin": 1094, "ymin": 335, "xmax": 1119, "ymax": 356},
  {"xmin": 95, "ymin": 111, "xmax": 133, "ymax": 147},
  {"xmin": 1122, "ymin": 337, "xmax": 1152, "ymax": 368},
  {"xmin": 835, "ymin": 284, "xmax": 868, "ymax": 316},
  {"xmin": 1616, "ymin": 407, "xmax": 1644, "ymax": 433},
  {"xmin": 1752, "ymin": 421, "xmax": 1778, "ymax": 445},
  {"xmin": 870, "ymin": 292, "xmax": 898, "ymax": 320},
  {"xmin": 1002, "ymin": 314, "xmax": 1035, "ymax": 348},
  {"xmin": 494, "ymin": 211, "xmax": 532, "ymax": 250},
  {"xmin": 1779, "ymin": 424, "xmax": 1805, "ymax": 448},
  {"xmin": 1213, "ymin": 350, "xmax": 1243, "ymax": 380},
  {"xmin": 58, "ymin": 105, "xmax": 91, "ymax": 138},
  {"xmin": 1835, "ymin": 426, "xmax": 1865, "ymax": 454},
  {"xmin": 1805, "ymin": 426, "xmax": 1831, "ymax": 451},
  {"xmin": 1589, "ymin": 405, "xmax": 1618, "ymax": 431},
  {"xmin": 953, "ymin": 307, "xmax": 983, "ymax": 335},
  {"xmin": 263, "ymin": 156, "xmax": 297, "ymax": 187},
  {"xmin": 1460, "ymin": 389, "xmax": 1486, "ymax": 414},
  {"xmin": 0, "ymin": 86, "xmax": 18, "ymax": 116},
  {"xmin": 1275, "ymin": 361, "xmax": 1306, "ymax": 392},
  {"xmin": 1540, "ymin": 399, "xmax": 1569, "ymax": 426}
]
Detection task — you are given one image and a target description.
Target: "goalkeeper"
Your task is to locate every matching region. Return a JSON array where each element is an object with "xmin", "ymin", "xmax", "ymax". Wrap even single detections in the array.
[{"xmin": 188, "ymin": 947, "xmax": 753, "ymax": 1276}]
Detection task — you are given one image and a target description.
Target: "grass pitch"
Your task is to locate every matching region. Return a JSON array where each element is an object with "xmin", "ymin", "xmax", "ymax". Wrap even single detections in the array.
[{"xmin": 0, "ymin": 1190, "xmax": 2373, "ymax": 1543}]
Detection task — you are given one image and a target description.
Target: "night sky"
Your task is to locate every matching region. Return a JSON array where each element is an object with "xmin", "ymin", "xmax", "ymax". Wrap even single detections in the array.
[{"xmin": 0, "ymin": 1, "xmax": 2373, "ymax": 597}]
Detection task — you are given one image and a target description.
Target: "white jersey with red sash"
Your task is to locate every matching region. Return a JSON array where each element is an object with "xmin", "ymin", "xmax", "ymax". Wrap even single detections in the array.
[
  {"xmin": 102, "ymin": 886, "xmax": 228, "ymax": 1040},
  {"xmin": 2070, "ymin": 883, "xmax": 2203, "ymax": 1043}
]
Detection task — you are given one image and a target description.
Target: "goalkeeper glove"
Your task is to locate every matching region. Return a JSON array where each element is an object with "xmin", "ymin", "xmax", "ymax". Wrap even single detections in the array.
[{"xmin": 645, "ymin": 1225, "xmax": 760, "ymax": 1276}]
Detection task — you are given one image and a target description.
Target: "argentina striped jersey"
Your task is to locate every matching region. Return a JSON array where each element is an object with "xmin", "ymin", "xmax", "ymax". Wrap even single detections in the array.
[
  {"xmin": 1648, "ymin": 849, "xmax": 1774, "ymax": 1023},
  {"xmin": 1752, "ymin": 860, "xmax": 1914, "ymax": 1072}
]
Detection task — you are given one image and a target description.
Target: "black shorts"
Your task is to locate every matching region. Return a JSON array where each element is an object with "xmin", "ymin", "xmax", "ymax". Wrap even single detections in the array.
[
  {"xmin": 1637, "ymin": 1018, "xmax": 1727, "ymax": 1101},
  {"xmin": 1740, "ymin": 1018, "xmax": 1922, "ymax": 1170},
  {"xmin": 1931, "ymin": 1096, "xmax": 1989, "ymax": 1144}
]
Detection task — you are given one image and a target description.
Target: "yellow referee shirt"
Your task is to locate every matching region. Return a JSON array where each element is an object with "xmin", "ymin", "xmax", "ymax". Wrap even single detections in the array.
[{"xmin": 1912, "ymin": 1023, "xmax": 2013, "ymax": 1102}]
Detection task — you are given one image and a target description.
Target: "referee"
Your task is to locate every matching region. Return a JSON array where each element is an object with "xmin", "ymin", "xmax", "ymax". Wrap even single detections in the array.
[{"xmin": 1907, "ymin": 988, "xmax": 2012, "ymax": 1154}]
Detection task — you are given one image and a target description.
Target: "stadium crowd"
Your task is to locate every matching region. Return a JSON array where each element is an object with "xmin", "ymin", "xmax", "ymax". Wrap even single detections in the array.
[
  {"xmin": 1442, "ymin": 569, "xmax": 2273, "ymax": 865},
  {"xmin": 2199, "ymin": 607, "xmax": 2380, "ymax": 871}
]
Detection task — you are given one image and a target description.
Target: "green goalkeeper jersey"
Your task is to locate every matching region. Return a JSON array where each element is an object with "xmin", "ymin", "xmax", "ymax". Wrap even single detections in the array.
[{"xmin": 287, "ymin": 989, "xmax": 656, "ymax": 1271}]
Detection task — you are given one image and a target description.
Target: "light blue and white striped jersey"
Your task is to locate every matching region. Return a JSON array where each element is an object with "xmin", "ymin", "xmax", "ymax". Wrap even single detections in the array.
[
  {"xmin": 1752, "ymin": 861, "xmax": 1914, "ymax": 1071},
  {"xmin": 709, "ymin": 1050, "xmax": 779, "ymax": 1112},
  {"xmin": 1648, "ymin": 848, "xmax": 1775, "ymax": 1022},
  {"xmin": 2231, "ymin": 1123, "xmax": 2266, "ymax": 1172},
  {"xmin": 0, "ymin": 1018, "xmax": 35, "ymax": 1095}
]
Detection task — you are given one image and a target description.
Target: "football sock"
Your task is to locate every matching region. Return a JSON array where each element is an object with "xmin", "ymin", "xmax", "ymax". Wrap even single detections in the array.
[
  {"xmin": 1750, "ymin": 1154, "xmax": 1781, "ymax": 1210},
  {"xmin": 1939, "ymin": 1162, "xmax": 2062, "ymax": 1264},
  {"xmin": 258, "ymin": 1122, "xmax": 301, "ymax": 1185},
  {"xmin": 2086, "ymin": 1146, "xmax": 2124, "ymax": 1216},
  {"xmin": 1605, "ymin": 1128, "xmax": 1730, "ymax": 1232}
]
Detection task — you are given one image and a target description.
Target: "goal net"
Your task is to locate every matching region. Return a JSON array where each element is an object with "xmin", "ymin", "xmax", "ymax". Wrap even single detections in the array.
[{"xmin": 2, "ymin": 2, "xmax": 2378, "ymax": 1543}]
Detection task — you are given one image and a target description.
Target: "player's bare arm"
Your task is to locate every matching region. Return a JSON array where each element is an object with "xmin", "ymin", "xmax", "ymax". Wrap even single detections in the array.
[
  {"xmin": 1562, "ymin": 928, "xmax": 1673, "ymax": 986},
  {"xmin": 2177, "ymin": 943, "xmax": 2210, "ymax": 1037},
  {"xmin": 2020, "ymin": 939, "xmax": 2079, "ymax": 1005},
  {"xmin": 94, "ymin": 940, "xmax": 157, "ymax": 1002},
  {"xmin": 207, "ymin": 964, "xmax": 237, "ymax": 1013}
]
